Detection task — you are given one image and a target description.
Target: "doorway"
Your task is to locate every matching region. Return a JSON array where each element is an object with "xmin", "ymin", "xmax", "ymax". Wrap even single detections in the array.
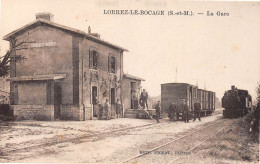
[
  {"xmin": 54, "ymin": 83, "xmax": 62, "ymax": 120},
  {"xmin": 92, "ymin": 86, "xmax": 98, "ymax": 117},
  {"xmin": 111, "ymin": 88, "xmax": 115, "ymax": 116},
  {"xmin": 131, "ymin": 82, "xmax": 137, "ymax": 109}
]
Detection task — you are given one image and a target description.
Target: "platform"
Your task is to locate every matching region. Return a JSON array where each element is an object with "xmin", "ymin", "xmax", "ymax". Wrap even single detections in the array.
[{"xmin": 124, "ymin": 109, "xmax": 156, "ymax": 119}]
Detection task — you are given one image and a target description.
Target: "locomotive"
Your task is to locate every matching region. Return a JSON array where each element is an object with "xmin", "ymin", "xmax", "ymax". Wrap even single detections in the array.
[{"xmin": 222, "ymin": 86, "xmax": 252, "ymax": 118}]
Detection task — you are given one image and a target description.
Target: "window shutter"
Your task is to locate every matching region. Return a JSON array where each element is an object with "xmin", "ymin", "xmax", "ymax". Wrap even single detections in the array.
[
  {"xmin": 114, "ymin": 57, "xmax": 117, "ymax": 73},
  {"xmin": 89, "ymin": 50, "xmax": 93, "ymax": 68},
  {"xmin": 108, "ymin": 55, "xmax": 111, "ymax": 72},
  {"xmin": 93, "ymin": 51, "xmax": 97, "ymax": 69},
  {"xmin": 97, "ymin": 53, "xmax": 101, "ymax": 69}
]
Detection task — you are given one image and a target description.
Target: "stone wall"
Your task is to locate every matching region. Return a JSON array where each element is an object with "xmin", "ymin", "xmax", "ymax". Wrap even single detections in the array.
[
  {"xmin": 80, "ymin": 37, "xmax": 124, "ymax": 119},
  {"xmin": 12, "ymin": 105, "xmax": 54, "ymax": 120},
  {"xmin": 84, "ymin": 106, "xmax": 92, "ymax": 120},
  {"xmin": 60, "ymin": 105, "xmax": 82, "ymax": 120},
  {"xmin": 17, "ymin": 82, "xmax": 47, "ymax": 105}
]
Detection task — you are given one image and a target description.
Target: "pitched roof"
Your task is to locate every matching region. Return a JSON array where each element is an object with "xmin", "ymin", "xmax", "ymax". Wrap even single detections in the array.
[
  {"xmin": 123, "ymin": 73, "xmax": 145, "ymax": 81},
  {"xmin": 3, "ymin": 18, "xmax": 128, "ymax": 52}
]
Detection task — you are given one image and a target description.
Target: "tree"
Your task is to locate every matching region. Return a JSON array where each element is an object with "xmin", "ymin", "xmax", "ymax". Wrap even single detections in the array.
[{"xmin": 0, "ymin": 37, "xmax": 33, "ymax": 77}]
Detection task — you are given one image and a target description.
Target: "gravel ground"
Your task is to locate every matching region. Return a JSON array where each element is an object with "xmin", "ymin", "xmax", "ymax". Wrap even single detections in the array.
[
  {"xmin": 0, "ymin": 113, "xmax": 223, "ymax": 163},
  {"xmin": 176, "ymin": 118, "xmax": 259, "ymax": 164},
  {"xmin": 0, "ymin": 118, "xmax": 153, "ymax": 151},
  {"xmin": 126, "ymin": 119, "xmax": 232, "ymax": 164}
]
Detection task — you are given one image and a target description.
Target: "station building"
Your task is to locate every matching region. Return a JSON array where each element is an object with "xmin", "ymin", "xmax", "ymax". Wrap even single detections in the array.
[{"xmin": 3, "ymin": 13, "xmax": 143, "ymax": 121}]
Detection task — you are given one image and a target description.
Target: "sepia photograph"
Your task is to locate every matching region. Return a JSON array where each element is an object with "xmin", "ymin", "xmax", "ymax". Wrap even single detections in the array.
[{"xmin": 0, "ymin": 0, "xmax": 259, "ymax": 163}]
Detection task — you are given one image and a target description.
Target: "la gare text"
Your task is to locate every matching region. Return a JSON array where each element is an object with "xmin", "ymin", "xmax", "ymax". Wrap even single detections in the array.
[{"xmin": 103, "ymin": 10, "xmax": 229, "ymax": 16}]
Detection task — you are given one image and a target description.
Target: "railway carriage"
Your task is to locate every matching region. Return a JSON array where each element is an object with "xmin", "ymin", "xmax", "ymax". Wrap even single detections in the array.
[
  {"xmin": 206, "ymin": 91, "xmax": 215, "ymax": 115},
  {"xmin": 161, "ymin": 83, "xmax": 215, "ymax": 118},
  {"xmin": 161, "ymin": 83, "xmax": 198, "ymax": 114}
]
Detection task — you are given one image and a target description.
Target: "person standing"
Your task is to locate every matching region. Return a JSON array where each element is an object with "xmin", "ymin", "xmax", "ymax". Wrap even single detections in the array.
[
  {"xmin": 115, "ymin": 99, "xmax": 122, "ymax": 118},
  {"xmin": 104, "ymin": 99, "xmax": 111, "ymax": 120},
  {"xmin": 181, "ymin": 99, "xmax": 189, "ymax": 123},
  {"xmin": 155, "ymin": 101, "xmax": 161, "ymax": 123},
  {"xmin": 194, "ymin": 99, "xmax": 201, "ymax": 121},
  {"xmin": 131, "ymin": 90, "xmax": 138, "ymax": 109},
  {"xmin": 140, "ymin": 89, "xmax": 149, "ymax": 109},
  {"xmin": 169, "ymin": 100, "xmax": 177, "ymax": 121},
  {"xmin": 93, "ymin": 96, "xmax": 99, "ymax": 117},
  {"xmin": 176, "ymin": 103, "xmax": 180, "ymax": 121},
  {"xmin": 98, "ymin": 103, "xmax": 103, "ymax": 120}
]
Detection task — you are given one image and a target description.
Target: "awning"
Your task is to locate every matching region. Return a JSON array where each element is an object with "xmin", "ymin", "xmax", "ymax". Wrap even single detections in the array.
[{"xmin": 7, "ymin": 74, "xmax": 66, "ymax": 81}]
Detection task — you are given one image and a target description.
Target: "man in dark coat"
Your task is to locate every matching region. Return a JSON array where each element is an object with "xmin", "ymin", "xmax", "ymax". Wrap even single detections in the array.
[
  {"xmin": 193, "ymin": 99, "xmax": 201, "ymax": 121},
  {"xmin": 155, "ymin": 101, "xmax": 161, "ymax": 123},
  {"xmin": 169, "ymin": 100, "xmax": 177, "ymax": 121},
  {"xmin": 180, "ymin": 99, "xmax": 189, "ymax": 123},
  {"xmin": 176, "ymin": 102, "xmax": 180, "ymax": 121},
  {"xmin": 140, "ymin": 89, "xmax": 149, "ymax": 109}
]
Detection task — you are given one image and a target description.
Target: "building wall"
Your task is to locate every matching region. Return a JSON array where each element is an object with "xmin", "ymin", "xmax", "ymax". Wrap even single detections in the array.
[
  {"xmin": 60, "ymin": 105, "xmax": 82, "ymax": 120},
  {"xmin": 121, "ymin": 78, "xmax": 141, "ymax": 109},
  {"xmin": 11, "ymin": 25, "xmax": 74, "ymax": 105},
  {"xmin": 79, "ymin": 38, "xmax": 123, "ymax": 119},
  {"xmin": 11, "ymin": 105, "xmax": 54, "ymax": 121},
  {"xmin": 8, "ymin": 23, "xmax": 125, "ymax": 121},
  {"xmin": 17, "ymin": 82, "xmax": 46, "ymax": 105}
]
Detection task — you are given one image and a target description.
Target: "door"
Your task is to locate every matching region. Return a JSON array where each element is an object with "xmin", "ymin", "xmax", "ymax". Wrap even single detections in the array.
[
  {"xmin": 131, "ymin": 82, "xmax": 137, "ymax": 109},
  {"xmin": 92, "ymin": 86, "xmax": 98, "ymax": 117},
  {"xmin": 54, "ymin": 83, "xmax": 62, "ymax": 119}
]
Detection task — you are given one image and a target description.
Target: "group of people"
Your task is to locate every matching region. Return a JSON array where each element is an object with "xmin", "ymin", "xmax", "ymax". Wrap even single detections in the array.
[
  {"xmin": 153, "ymin": 98, "xmax": 202, "ymax": 124},
  {"xmin": 168, "ymin": 99, "xmax": 202, "ymax": 123},
  {"xmin": 93, "ymin": 98, "xmax": 123, "ymax": 120},
  {"xmin": 94, "ymin": 89, "xmax": 202, "ymax": 123},
  {"xmin": 132, "ymin": 89, "xmax": 149, "ymax": 110}
]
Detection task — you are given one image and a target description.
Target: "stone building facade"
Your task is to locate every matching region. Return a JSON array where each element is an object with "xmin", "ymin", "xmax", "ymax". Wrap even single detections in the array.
[
  {"xmin": 3, "ymin": 13, "xmax": 130, "ymax": 121},
  {"xmin": 121, "ymin": 73, "xmax": 145, "ymax": 109}
]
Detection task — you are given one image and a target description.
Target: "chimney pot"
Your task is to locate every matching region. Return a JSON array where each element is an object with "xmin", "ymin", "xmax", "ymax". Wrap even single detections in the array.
[
  {"xmin": 89, "ymin": 33, "xmax": 100, "ymax": 39},
  {"xmin": 231, "ymin": 85, "xmax": 235, "ymax": 90}
]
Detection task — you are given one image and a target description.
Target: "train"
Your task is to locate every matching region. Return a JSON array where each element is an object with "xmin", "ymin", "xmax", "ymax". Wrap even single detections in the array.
[
  {"xmin": 222, "ymin": 86, "xmax": 252, "ymax": 118},
  {"xmin": 161, "ymin": 83, "xmax": 215, "ymax": 117}
]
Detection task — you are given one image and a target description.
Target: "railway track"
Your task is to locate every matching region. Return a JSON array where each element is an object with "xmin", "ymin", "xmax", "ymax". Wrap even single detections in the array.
[
  {"xmin": 1, "ymin": 121, "xmax": 168, "ymax": 156},
  {"xmin": 167, "ymin": 122, "xmax": 232, "ymax": 163},
  {"xmin": 120, "ymin": 119, "xmax": 232, "ymax": 163}
]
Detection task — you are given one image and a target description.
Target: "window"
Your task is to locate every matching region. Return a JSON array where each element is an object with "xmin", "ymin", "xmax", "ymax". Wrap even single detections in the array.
[
  {"xmin": 89, "ymin": 50, "xmax": 98, "ymax": 70},
  {"xmin": 108, "ymin": 55, "xmax": 116, "ymax": 73}
]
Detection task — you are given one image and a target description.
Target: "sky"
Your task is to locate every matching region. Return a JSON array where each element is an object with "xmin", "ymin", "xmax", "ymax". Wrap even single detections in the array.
[{"xmin": 1, "ymin": 0, "xmax": 260, "ymax": 100}]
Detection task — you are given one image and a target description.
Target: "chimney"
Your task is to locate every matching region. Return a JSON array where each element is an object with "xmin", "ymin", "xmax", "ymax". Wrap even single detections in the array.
[
  {"xmin": 36, "ymin": 12, "xmax": 54, "ymax": 22},
  {"xmin": 231, "ymin": 85, "xmax": 235, "ymax": 90},
  {"xmin": 89, "ymin": 33, "xmax": 100, "ymax": 39},
  {"xmin": 87, "ymin": 26, "xmax": 100, "ymax": 38}
]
